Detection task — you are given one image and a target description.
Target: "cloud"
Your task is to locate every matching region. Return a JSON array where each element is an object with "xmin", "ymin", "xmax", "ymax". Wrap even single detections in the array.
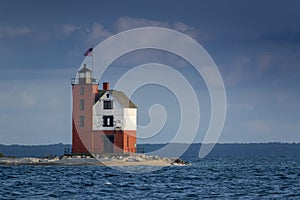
[
  {"xmin": 0, "ymin": 26, "xmax": 32, "ymax": 39},
  {"xmin": 62, "ymin": 24, "xmax": 81, "ymax": 35},
  {"xmin": 52, "ymin": 18, "xmax": 194, "ymax": 44},
  {"xmin": 173, "ymin": 22, "xmax": 201, "ymax": 40},
  {"xmin": 114, "ymin": 16, "xmax": 169, "ymax": 32},
  {"xmin": 81, "ymin": 17, "xmax": 205, "ymax": 69},
  {"xmin": 113, "ymin": 16, "xmax": 201, "ymax": 40},
  {"xmin": 33, "ymin": 17, "xmax": 204, "ymax": 46},
  {"xmin": 86, "ymin": 23, "xmax": 113, "ymax": 44}
]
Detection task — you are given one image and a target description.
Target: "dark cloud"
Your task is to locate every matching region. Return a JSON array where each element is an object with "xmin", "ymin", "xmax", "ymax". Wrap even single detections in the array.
[{"xmin": 0, "ymin": 0, "xmax": 300, "ymax": 144}]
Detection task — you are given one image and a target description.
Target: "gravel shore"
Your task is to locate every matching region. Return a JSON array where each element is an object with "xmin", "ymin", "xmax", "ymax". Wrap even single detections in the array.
[{"xmin": 0, "ymin": 154, "xmax": 189, "ymax": 166}]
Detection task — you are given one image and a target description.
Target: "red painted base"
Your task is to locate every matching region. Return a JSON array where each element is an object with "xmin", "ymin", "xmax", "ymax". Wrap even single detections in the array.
[{"xmin": 72, "ymin": 124, "xmax": 136, "ymax": 154}]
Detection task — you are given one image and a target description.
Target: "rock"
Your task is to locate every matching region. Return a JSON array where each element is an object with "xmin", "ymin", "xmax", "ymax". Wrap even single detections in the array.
[{"xmin": 171, "ymin": 158, "xmax": 189, "ymax": 166}]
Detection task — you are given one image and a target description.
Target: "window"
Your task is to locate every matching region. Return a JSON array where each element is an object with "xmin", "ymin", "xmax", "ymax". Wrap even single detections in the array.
[
  {"xmin": 106, "ymin": 94, "xmax": 110, "ymax": 98},
  {"xmin": 79, "ymin": 116, "xmax": 85, "ymax": 127},
  {"xmin": 102, "ymin": 115, "xmax": 114, "ymax": 127},
  {"xmin": 80, "ymin": 86, "xmax": 84, "ymax": 95},
  {"xmin": 103, "ymin": 100, "xmax": 113, "ymax": 109},
  {"xmin": 79, "ymin": 72, "xmax": 84, "ymax": 78},
  {"xmin": 80, "ymin": 99, "xmax": 85, "ymax": 110}
]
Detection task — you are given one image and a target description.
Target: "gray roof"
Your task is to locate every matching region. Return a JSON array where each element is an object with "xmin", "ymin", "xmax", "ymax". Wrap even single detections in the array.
[
  {"xmin": 95, "ymin": 90, "xmax": 137, "ymax": 108},
  {"xmin": 78, "ymin": 66, "xmax": 92, "ymax": 73}
]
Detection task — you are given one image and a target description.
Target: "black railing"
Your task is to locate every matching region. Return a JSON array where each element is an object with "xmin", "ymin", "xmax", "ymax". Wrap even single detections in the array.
[
  {"xmin": 64, "ymin": 147, "xmax": 72, "ymax": 156},
  {"xmin": 123, "ymin": 148, "xmax": 144, "ymax": 153},
  {"xmin": 136, "ymin": 148, "xmax": 145, "ymax": 153}
]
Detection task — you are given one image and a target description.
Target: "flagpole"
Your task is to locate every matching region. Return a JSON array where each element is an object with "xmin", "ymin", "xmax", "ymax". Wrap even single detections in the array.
[{"xmin": 92, "ymin": 44, "xmax": 94, "ymax": 78}]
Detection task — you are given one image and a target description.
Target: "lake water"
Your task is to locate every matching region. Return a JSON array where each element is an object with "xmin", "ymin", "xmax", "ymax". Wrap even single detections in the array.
[{"xmin": 1, "ymin": 155, "xmax": 299, "ymax": 199}]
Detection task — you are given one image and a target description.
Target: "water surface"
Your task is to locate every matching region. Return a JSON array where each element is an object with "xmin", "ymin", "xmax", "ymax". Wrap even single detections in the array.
[{"xmin": 1, "ymin": 156, "xmax": 299, "ymax": 199}]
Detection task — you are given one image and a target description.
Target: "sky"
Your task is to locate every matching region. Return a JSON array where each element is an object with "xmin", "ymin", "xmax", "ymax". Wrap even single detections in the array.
[{"xmin": 0, "ymin": 0, "xmax": 300, "ymax": 145}]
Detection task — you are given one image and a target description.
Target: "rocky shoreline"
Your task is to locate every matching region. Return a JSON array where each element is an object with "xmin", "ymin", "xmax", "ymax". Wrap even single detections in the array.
[{"xmin": 0, "ymin": 154, "xmax": 189, "ymax": 167}]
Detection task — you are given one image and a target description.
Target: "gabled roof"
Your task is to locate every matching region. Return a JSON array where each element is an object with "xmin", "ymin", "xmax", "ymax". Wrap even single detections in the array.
[{"xmin": 95, "ymin": 90, "xmax": 137, "ymax": 108}]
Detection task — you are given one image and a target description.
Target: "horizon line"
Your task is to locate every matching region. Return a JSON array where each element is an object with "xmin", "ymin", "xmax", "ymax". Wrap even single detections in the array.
[{"xmin": 1, "ymin": 142, "xmax": 300, "ymax": 146}]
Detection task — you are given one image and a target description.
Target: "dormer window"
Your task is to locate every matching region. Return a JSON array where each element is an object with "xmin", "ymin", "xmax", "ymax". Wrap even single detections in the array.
[{"xmin": 103, "ymin": 100, "xmax": 113, "ymax": 109}]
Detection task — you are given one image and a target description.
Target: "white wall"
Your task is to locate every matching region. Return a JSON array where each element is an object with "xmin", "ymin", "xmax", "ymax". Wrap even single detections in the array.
[
  {"xmin": 93, "ymin": 91, "xmax": 137, "ymax": 131},
  {"xmin": 123, "ymin": 108, "xmax": 137, "ymax": 131}
]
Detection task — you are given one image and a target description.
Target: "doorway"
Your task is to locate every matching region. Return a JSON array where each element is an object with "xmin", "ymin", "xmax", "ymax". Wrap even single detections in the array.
[{"xmin": 103, "ymin": 134, "xmax": 114, "ymax": 153}]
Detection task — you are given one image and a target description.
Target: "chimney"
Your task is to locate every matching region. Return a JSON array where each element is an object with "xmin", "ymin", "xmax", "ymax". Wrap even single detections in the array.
[{"xmin": 103, "ymin": 82, "xmax": 109, "ymax": 90}]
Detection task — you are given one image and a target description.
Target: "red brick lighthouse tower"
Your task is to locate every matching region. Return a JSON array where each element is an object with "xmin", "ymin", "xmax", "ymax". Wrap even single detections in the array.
[
  {"xmin": 71, "ymin": 65, "xmax": 98, "ymax": 154},
  {"xmin": 71, "ymin": 65, "xmax": 137, "ymax": 155}
]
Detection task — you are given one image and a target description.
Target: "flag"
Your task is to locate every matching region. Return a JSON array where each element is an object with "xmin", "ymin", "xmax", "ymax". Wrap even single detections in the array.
[{"xmin": 84, "ymin": 47, "xmax": 93, "ymax": 56}]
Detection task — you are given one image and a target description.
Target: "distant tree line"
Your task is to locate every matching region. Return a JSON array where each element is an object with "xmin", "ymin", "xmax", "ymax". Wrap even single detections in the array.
[{"xmin": 0, "ymin": 143, "xmax": 300, "ymax": 158}]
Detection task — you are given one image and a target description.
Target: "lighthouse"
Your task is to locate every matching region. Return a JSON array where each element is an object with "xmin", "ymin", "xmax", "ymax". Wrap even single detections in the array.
[{"xmin": 71, "ymin": 65, "xmax": 137, "ymax": 155}]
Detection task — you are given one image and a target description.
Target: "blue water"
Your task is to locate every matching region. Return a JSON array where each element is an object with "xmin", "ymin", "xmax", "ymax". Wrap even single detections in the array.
[{"xmin": 1, "ymin": 156, "xmax": 300, "ymax": 199}]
